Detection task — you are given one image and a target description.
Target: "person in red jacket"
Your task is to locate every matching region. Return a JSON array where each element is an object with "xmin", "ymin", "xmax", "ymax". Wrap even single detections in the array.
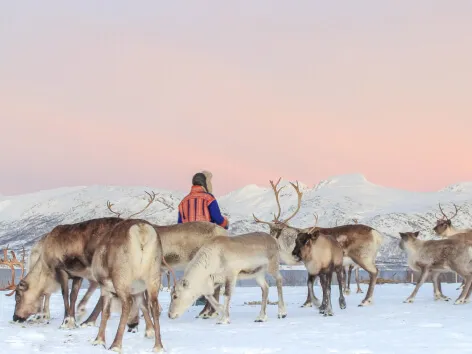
[
  {"xmin": 177, "ymin": 170, "xmax": 229, "ymax": 229},
  {"xmin": 177, "ymin": 170, "xmax": 229, "ymax": 306}
]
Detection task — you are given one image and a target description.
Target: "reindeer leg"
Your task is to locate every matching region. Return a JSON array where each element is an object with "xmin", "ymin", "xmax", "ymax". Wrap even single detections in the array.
[
  {"xmin": 404, "ymin": 267, "xmax": 430, "ymax": 303},
  {"xmin": 336, "ymin": 267, "xmax": 346, "ymax": 309},
  {"xmin": 43, "ymin": 294, "xmax": 51, "ymax": 321},
  {"xmin": 302, "ymin": 274, "xmax": 320, "ymax": 307},
  {"xmin": 344, "ymin": 266, "xmax": 353, "ymax": 295},
  {"xmin": 77, "ymin": 281, "xmax": 98, "ymax": 321},
  {"xmin": 349, "ymin": 256, "xmax": 378, "ymax": 307},
  {"xmin": 432, "ymin": 271, "xmax": 450, "ymax": 301},
  {"xmin": 68, "ymin": 277, "xmax": 83, "ymax": 323},
  {"xmin": 81, "ymin": 297, "xmax": 102, "ymax": 327},
  {"xmin": 149, "ymin": 283, "xmax": 164, "ymax": 352},
  {"xmin": 199, "ymin": 285, "xmax": 221, "ymax": 319},
  {"xmin": 137, "ymin": 291, "xmax": 155, "ymax": 338},
  {"xmin": 217, "ymin": 277, "xmax": 236, "ymax": 325},
  {"xmin": 323, "ymin": 270, "xmax": 334, "ymax": 316},
  {"xmin": 274, "ymin": 269, "xmax": 287, "ymax": 319},
  {"xmin": 355, "ymin": 267, "xmax": 363, "ymax": 293},
  {"xmin": 254, "ymin": 273, "xmax": 269, "ymax": 322},
  {"xmin": 318, "ymin": 273, "xmax": 327, "ymax": 315},
  {"xmin": 108, "ymin": 293, "xmax": 133, "ymax": 352},
  {"xmin": 92, "ymin": 294, "xmax": 111, "ymax": 347},
  {"xmin": 30, "ymin": 294, "xmax": 48, "ymax": 322},
  {"xmin": 56, "ymin": 270, "xmax": 75, "ymax": 329},
  {"xmin": 453, "ymin": 273, "xmax": 472, "ymax": 305}
]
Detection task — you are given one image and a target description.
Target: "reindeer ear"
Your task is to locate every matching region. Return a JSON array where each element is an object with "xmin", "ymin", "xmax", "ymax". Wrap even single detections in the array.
[
  {"xmin": 310, "ymin": 230, "xmax": 320, "ymax": 240},
  {"xmin": 446, "ymin": 220, "xmax": 452, "ymax": 225},
  {"xmin": 399, "ymin": 232, "xmax": 407, "ymax": 240},
  {"xmin": 413, "ymin": 231, "xmax": 420, "ymax": 238}
]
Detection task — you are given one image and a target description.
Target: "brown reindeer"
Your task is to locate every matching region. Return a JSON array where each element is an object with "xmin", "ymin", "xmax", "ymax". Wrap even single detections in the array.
[
  {"xmin": 91, "ymin": 218, "xmax": 164, "ymax": 352},
  {"xmin": 253, "ymin": 177, "xmax": 384, "ymax": 307},
  {"xmin": 433, "ymin": 203, "xmax": 472, "ymax": 291},
  {"xmin": 292, "ymin": 229, "xmax": 346, "ymax": 316},
  {"xmin": 399, "ymin": 231, "xmax": 472, "ymax": 304}
]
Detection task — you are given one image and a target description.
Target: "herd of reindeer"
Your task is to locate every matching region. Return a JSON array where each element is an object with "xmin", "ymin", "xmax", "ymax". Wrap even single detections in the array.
[{"xmin": 0, "ymin": 178, "xmax": 472, "ymax": 352}]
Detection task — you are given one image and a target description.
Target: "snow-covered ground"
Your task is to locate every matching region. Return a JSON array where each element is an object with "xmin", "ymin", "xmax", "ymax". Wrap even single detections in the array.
[{"xmin": 1, "ymin": 283, "xmax": 472, "ymax": 353}]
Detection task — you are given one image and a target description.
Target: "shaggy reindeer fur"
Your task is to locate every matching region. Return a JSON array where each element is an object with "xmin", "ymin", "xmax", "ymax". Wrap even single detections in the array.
[
  {"xmin": 399, "ymin": 231, "xmax": 472, "ymax": 304},
  {"xmin": 292, "ymin": 230, "xmax": 346, "ymax": 316},
  {"xmin": 91, "ymin": 219, "xmax": 164, "ymax": 352},
  {"xmin": 168, "ymin": 232, "xmax": 287, "ymax": 324}
]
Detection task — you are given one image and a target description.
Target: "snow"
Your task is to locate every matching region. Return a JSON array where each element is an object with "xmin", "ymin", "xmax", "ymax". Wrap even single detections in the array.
[{"xmin": 1, "ymin": 283, "xmax": 472, "ymax": 353}]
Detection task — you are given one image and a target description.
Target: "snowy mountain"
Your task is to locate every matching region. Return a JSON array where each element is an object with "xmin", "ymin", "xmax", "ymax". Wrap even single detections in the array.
[{"xmin": 1, "ymin": 174, "xmax": 471, "ymax": 268}]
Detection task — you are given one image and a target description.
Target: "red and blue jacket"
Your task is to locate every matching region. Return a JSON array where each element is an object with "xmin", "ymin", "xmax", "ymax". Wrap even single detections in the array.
[{"xmin": 177, "ymin": 185, "xmax": 229, "ymax": 229}]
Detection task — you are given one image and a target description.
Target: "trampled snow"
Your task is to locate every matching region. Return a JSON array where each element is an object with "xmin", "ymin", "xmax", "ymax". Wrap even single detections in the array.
[{"xmin": 1, "ymin": 283, "xmax": 472, "ymax": 353}]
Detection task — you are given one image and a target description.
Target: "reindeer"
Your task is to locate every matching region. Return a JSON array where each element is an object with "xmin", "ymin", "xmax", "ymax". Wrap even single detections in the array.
[
  {"xmin": 433, "ymin": 203, "xmax": 472, "ymax": 291},
  {"xmin": 91, "ymin": 218, "xmax": 164, "ymax": 352},
  {"xmin": 433, "ymin": 203, "xmax": 472, "ymax": 237},
  {"xmin": 168, "ymin": 232, "xmax": 287, "ymax": 324},
  {"xmin": 291, "ymin": 228, "xmax": 346, "ymax": 316},
  {"xmin": 253, "ymin": 177, "xmax": 384, "ymax": 307},
  {"xmin": 399, "ymin": 231, "xmax": 472, "ymax": 304}
]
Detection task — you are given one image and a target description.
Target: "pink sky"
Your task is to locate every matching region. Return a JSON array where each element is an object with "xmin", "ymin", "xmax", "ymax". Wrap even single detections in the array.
[{"xmin": 1, "ymin": 1, "xmax": 472, "ymax": 196}]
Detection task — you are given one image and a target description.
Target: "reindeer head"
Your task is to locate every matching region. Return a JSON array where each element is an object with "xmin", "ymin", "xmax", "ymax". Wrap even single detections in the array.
[
  {"xmin": 398, "ymin": 231, "xmax": 420, "ymax": 250},
  {"xmin": 292, "ymin": 230, "xmax": 320, "ymax": 262},
  {"xmin": 168, "ymin": 276, "xmax": 214, "ymax": 319},
  {"xmin": 252, "ymin": 177, "xmax": 304, "ymax": 238},
  {"xmin": 0, "ymin": 246, "xmax": 43, "ymax": 322},
  {"xmin": 433, "ymin": 203, "xmax": 461, "ymax": 237}
]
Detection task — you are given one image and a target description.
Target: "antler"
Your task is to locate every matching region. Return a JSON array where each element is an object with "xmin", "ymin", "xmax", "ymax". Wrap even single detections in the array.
[
  {"xmin": 0, "ymin": 246, "xmax": 25, "ymax": 296},
  {"xmin": 436, "ymin": 202, "xmax": 461, "ymax": 221},
  {"xmin": 279, "ymin": 181, "xmax": 303, "ymax": 224},
  {"xmin": 106, "ymin": 191, "xmax": 156, "ymax": 219},
  {"xmin": 106, "ymin": 200, "xmax": 122, "ymax": 218},
  {"xmin": 253, "ymin": 177, "xmax": 285, "ymax": 225},
  {"xmin": 128, "ymin": 191, "xmax": 156, "ymax": 218},
  {"xmin": 308, "ymin": 213, "xmax": 319, "ymax": 233}
]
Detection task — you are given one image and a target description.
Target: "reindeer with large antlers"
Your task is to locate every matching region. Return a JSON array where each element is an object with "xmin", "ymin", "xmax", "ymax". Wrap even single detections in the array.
[
  {"xmin": 432, "ymin": 202, "xmax": 472, "ymax": 292},
  {"xmin": 253, "ymin": 178, "xmax": 385, "ymax": 307},
  {"xmin": 0, "ymin": 246, "xmax": 25, "ymax": 296}
]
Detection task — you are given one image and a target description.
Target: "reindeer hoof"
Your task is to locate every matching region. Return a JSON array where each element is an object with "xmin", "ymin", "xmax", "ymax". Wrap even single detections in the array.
[
  {"xmin": 278, "ymin": 312, "xmax": 287, "ymax": 319},
  {"xmin": 454, "ymin": 298, "xmax": 466, "ymax": 305},
  {"xmin": 339, "ymin": 299, "xmax": 347, "ymax": 309},
  {"xmin": 109, "ymin": 345, "xmax": 122, "ymax": 352},
  {"xmin": 344, "ymin": 289, "xmax": 351, "ymax": 295},
  {"xmin": 357, "ymin": 289, "xmax": 364, "ymax": 294},
  {"xmin": 403, "ymin": 298, "xmax": 414, "ymax": 304},
  {"xmin": 254, "ymin": 315, "xmax": 268, "ymax": 322},
  {"xmin": 216, "ymin": 318, "xmax": 230, "ymax": 325},
  {"xmin": 153, "ymin": 345, "xmax": 164, "ymax": 352},
  {"xmin": 60, "ymin": 317, "xmax": 78, "ymax": 329},
  {"xmin": 127, "ymin": 323, "xmax": 139, "ymax": 333},
  {"xmin": 80, "ymin": 321, "xmax": 95, "ymax": 328},
  {"xmin": 92, "ymin": 339, "xmax": 106, "ymax": 347},
  {"xmin": 301, "ymin": 302, "xmax": 313, "ymax": 308},
  {"xmin": 358, "ymin": 299, "xmax": 373, "ymax": 306},
  {"xmin": 145, "ymin": 329, "xmax": 155, "ymax": 338}
]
